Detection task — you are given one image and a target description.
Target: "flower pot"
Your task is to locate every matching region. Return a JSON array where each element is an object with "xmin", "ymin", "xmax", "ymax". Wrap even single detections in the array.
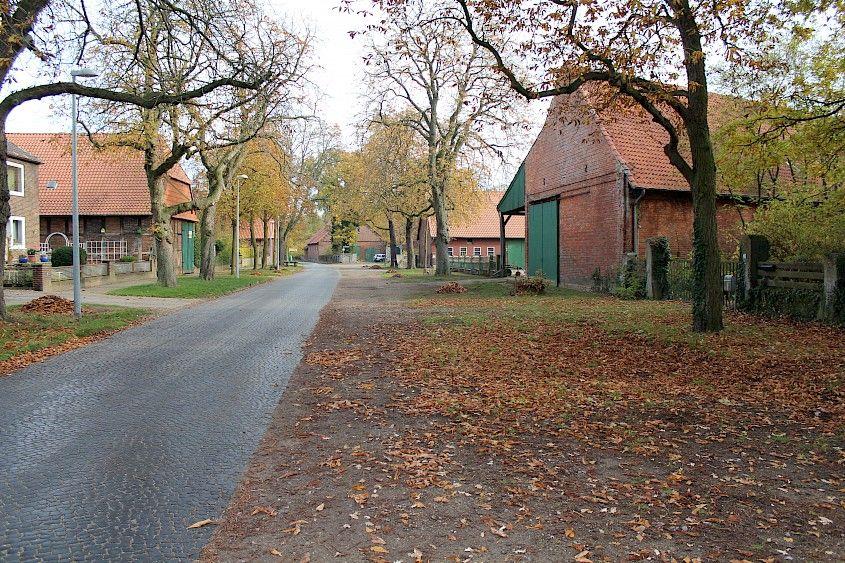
[
  {"xmin": 27, "ymin": 255, "xmax": 37, "ymax": 263},
  {"xmin": 18, "ymin": 256, "xmax": 28, "ymax": 264},
  {"xmin": 40, "ymin": 255, "xmax": 49, "ymax": 263}
]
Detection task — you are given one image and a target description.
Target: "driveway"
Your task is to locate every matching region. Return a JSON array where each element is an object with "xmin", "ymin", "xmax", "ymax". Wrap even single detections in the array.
[{"xmin": 0, "ymin": 263, "xmax": 338, "ymax": 561}]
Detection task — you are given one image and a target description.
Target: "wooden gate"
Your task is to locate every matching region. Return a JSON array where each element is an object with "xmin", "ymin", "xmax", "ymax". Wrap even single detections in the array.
[{"xmin": 527, "ymin": 199, "xmax": 559, "ymax": 283}]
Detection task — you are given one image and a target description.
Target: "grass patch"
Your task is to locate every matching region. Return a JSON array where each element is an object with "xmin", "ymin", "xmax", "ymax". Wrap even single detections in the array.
[
  {"xmin": 108, "ymin": 268, "xmax": 298, "ymax": 299},
  {"xmin": 0, "ymin": 305, "xmax": 148, "ymax": 363}
]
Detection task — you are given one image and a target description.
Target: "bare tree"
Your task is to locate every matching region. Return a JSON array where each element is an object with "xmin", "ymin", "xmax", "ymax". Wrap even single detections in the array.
[{"xmin": 363, "ymin": 4, "xmax": 517, "ymax": 275}]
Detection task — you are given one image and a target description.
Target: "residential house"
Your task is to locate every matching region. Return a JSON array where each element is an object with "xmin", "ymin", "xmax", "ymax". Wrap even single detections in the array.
[
  {"xmin": 499, "ymin": 94, "xmax": 755, "ymax": 287},
  {"xmin": 305, "ymin": 224, "xmax": 386, "ymax": 262},
  {"xmin": 8, "ymin": 133, "xmax": 198, "ymax": 273},
  {"xmin": 5, "ymin": 141, "xmax": 41, "ymax": 258},
  {"xmin": 417, "ymin": 190, "xmax": 526, "ymax": 268},
  {"xmin": 239, "ymin": 218, "xmax": 276, "ymax": 266}
]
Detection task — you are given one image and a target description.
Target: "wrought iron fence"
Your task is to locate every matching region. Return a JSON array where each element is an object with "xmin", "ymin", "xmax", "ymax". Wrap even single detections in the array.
[
  {"xmin": 3, "ymin": 264, "xmax": 33, "ymax": 287},
  {"xmin": 667, "ymin": 258, "xmax": 740, "ymax": 308}
]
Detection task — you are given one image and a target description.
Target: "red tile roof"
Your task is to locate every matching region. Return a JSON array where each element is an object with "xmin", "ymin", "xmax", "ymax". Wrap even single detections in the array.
[
  {"xmin": 560, "ymin": 92, "xmax": 743, "ymax": 192},
  {"xmin": 239, "ymin": 218, "xmax": 276, "ymax": 239},
  {"xmin": 7, "ymin": 133, "xmax": 194, "ymax": 217},
  {"xmin": 427, "ymin": 191, "xmax": 525, "ymax": 239},
  {"xmin": 306, "ymin": 225, "xmax": 330, "ymax": 246},
  {"xmin": 306, "ymin": 224, "xmax": 384, "ymax": 245}
]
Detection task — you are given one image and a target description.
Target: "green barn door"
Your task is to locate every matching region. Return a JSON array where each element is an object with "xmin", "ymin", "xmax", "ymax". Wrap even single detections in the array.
[
  {"xmin": 527, "ymin": 200, "xmax": 559, "ymax": 283},
  {"xmin": 182, "ymin": 223, "xmax": 195, "ymax": 274}
]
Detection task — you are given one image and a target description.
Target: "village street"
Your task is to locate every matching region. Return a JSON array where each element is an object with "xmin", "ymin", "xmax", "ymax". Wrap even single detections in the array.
[{"xmin": 0, "ymin": 263, "xmax": 337, "ymax": 561}]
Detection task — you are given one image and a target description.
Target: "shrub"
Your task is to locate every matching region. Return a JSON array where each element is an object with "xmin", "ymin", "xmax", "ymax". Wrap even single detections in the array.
[
  {"xmin": 119, "ymin": 255, "xmax": 137, "ymax": 262},
  {"xmin": 26, "ymin": 248, "xmax": 36, "ymax": 255},
  {"xmin": 511, "ymin": 275, "xmax": 548, "ymax": 296},
  {"xmin": 614, "ymin": 255, "xmax": 646, "ymax": 299},
  {"xmin": 50, "ymin": 246, "xmax": 87, "ymax": 266}
]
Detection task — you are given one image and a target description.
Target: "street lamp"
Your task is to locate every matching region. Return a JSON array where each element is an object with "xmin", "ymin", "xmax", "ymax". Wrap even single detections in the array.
[
  {"xmin": 234, "ymin": 174, "xmax": 248, "ymax": 278},
  {"xmin": 70, "ymin": 67, "xmax": 98, "ymax": 320}
]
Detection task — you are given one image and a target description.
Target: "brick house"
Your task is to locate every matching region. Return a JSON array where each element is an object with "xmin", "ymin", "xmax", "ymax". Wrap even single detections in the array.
[
  {"xmin": 8, "ymin": 133, "xmax": 198, "ymax": 273},
  {"xmin": 5, "ymin": 141, "xmax": 41, "ymax": 258},
  {"xmin": 502, "ymin": 94, "xmax": 754, "ymax": 287},
  {"xmin": 304, "ymin": 224, "xmax": 386, "ymax": 262},
  {"xmin": 239, "ymin": 218, "xmax": 276, "ymax": 264},
  {"xmin": 417, "ymin": 190, "xmax": 526, "ymax": 268}
]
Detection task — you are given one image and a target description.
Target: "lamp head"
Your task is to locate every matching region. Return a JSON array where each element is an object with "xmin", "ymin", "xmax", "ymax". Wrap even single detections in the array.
[
  {"xmin": 71, "ymin": 67, "xmax": 99, "ymax": 78},
  {"xmin": 237, "ymin": 174, "xmax": 249, "ymax": 180}
]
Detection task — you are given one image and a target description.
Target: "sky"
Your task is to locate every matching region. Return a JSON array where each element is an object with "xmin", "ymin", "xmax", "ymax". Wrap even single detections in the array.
[{"xmin": 4, "ymin": 0, "xmax": 539, "ymax": 186}]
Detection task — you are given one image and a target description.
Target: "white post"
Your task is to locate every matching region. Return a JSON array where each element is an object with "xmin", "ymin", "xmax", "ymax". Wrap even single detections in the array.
[
  {"xmin": 71, "ymin": 78, "xmax": 82, "ymax": 320},
  {"xmin": 235, "ymin": 178, "xmax": 240, "ymax": 279}
]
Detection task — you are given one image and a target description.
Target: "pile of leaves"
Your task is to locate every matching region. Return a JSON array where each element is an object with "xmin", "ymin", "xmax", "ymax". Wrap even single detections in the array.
[
  {"xmin": 510, "ymin": 275, "xmax": 547, "ymax": 295},
  {"xmin": 367, "ymin": 264, "xmax": 383, "ymax": 270},
  {"xmin": 435, "ymin": 282, "xmax": 467, "ymax": 294},
  {"xmin": 21, "ymin": 295, "xmax": 75, "ymax": 315}
]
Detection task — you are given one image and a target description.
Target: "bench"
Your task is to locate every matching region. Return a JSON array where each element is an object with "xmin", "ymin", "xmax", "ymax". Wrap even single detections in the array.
[{"xmin": 283, "ymin": 260, "xmax": 298, "ymax": 267}]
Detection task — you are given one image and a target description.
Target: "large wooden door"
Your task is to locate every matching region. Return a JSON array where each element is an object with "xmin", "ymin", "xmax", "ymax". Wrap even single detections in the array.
[
  {"xmin": 182, "ymin": 223, "xmax": 195, "ymax": 274},
  {"xmin": 527, "ymin": 200, "xmax": 559, "ymax": 283}
]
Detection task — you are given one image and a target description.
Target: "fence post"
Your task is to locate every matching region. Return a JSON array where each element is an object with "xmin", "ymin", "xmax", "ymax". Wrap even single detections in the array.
[
  {"xmin": 819, "ymin": 253, "xmax": 845, "ymax": 324},
  {"xmin": 32, "ymin": 263, "xmax": 52, "ymax": 292},
  {"xmin": 740, "ymin": 235, "xmax": 770, "ymax": 302},
  {"xmin": 645, "ymin": 237, "xmax": 670, "ymax": 299}
]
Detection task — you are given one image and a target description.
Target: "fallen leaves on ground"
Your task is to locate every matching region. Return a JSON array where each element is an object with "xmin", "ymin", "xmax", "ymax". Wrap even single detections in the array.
[
  {"xmin": 435, "ymin": 282, "xmax": 467, "ymax": 294},
  {"xmin": 21, "ymin": 295, "xmax": 75, "ymax": 315}
]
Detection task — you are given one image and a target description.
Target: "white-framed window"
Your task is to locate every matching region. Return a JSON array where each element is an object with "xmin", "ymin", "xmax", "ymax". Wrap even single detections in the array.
[
  {"xmin": 7, "ymin": 216, "xmax": 25, "ymax": 248},
  {"xmin": 487, "ymin": 247, "xmax": 495, "ymax": 256},
  {"xmin": 473, "ymin": 247, "xmax": 481, "ymax": 257},
  {"xmin": 7, "ymin": 162, "xmax": 24, "ymax": 197},
  {"xmin": 459, "ymin": 247, "xmax": 467, "ymax": 256},
  {"xmin": 447, "ymin": 247, "xmax": 453, "ymax": 256}
]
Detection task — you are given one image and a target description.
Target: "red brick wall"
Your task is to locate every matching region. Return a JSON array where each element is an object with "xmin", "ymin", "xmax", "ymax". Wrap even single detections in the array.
[
  {"xmin": 637, "ymin": 192, "xmax": 755, "ymax": 259},
  {"xmin": 7, "ymin": 158, "xmax": 40, "ymax": 254},
  {"xmin": 523, "ymin": 97, "xmax": 627, "ymax": 287}
]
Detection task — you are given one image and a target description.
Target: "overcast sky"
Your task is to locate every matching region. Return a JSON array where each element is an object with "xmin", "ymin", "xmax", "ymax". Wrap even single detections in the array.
[{"xmin": 5, "ymin": 0, "xmax": 539, "ymax": 186}]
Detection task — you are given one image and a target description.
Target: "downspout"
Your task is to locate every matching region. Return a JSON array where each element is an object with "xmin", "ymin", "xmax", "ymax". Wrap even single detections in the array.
[{"xmin": 627, "ymin": 173, "xmax": 646, "ymax": 254}]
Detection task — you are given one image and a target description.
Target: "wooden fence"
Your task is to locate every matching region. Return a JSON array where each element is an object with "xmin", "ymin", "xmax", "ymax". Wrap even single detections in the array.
[
  {"xmin": 448, "ymin": 255, "xmax": 502, "ymax": 276},
  {"xmin": 756, "ymin": 261, "xmax": 824, "ymax": 290}
]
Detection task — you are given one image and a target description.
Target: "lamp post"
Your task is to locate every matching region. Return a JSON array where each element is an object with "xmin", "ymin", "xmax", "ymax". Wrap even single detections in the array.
[
  {"xmin": 234, "ymin": 174, "xmax": 248, "ymax": 278},
  {"xmin": 70, "ymin": 67, "xmax": 99, "ymax": 320}
]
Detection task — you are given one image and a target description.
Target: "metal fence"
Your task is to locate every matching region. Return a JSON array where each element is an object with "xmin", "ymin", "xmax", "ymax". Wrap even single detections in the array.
[
  {"xmin": 667, "ymin": 258, "xmax": 740, "ymax": 308},
  {"xmin": 3, "ymin": 264, "xmax": 34, "ymax": 287},
  {"xmin": 448, "ymin": 255, "xmax": 501, "ymax": 276}
]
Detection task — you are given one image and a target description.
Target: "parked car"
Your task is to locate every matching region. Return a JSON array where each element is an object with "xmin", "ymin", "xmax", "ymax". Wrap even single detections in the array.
[{"xmin": 373, "ymin": 253, "xmax": 386, "ymax": 262}]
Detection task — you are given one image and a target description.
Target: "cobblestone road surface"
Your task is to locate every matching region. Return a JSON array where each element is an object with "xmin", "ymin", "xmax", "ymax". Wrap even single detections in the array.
[{"xmin": 0, "ymin": 264, "xmax": 338, "ymax": 561}]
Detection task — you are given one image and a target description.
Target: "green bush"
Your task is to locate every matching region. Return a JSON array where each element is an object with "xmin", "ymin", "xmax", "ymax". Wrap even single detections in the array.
[
  {"xmin": 50, "ymin": 246, "xmax": 87, "ymax": 266},
  {"xmin": 119, "ymin": 255, "xmax": 137, "ymax": 262},
  {"xmin": 510, "ymin": 275, "xmax": 548, "ymax": 296},
  {"xmin": 744, "ymin": 286, "xmax": 822, "ymax": 321},
  {"xmin": 614, "ymin": 256, "xmax": 646, "ymax": 300}
]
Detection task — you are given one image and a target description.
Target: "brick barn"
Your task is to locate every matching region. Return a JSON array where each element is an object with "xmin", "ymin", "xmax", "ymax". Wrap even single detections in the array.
[
  {"xmin": 417, "ymin": 190, "xmax": 526, "ymax": 268},
  {"xmin": 501, "ymin": 94, "xmax": 754, "ymax": 287},
  {"xmin": 8, "ymin": 133, "xmax": 198, "ymax": 273},
  {"xmin": 304, "ymin": 224, "xmax": 386, "ymax": 262}
]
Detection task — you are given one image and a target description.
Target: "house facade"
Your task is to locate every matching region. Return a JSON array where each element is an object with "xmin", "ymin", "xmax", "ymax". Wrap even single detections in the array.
[
  {"xmin": 8, "ymin": 133, "xmax": 198, "ymax": 273},
  {"xmin": 417, "ymin": 190, "xmax": 526, "ymax": 268},
  {"xmin": 5, "ymin": 141, "xmax": 41, "ymax": 258},
  {"xmin": 502, "ymin": 94, "xmax": 754, "ymax": 287}
]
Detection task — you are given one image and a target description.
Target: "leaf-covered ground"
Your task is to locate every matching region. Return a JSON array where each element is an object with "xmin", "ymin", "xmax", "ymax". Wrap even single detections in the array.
[{"xmin": 202, "ymin": 268, "xmax": 844, "ymax": 562}]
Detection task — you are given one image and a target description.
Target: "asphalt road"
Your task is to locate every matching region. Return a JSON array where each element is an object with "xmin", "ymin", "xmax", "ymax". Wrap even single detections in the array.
[{"xmin": 0, "ymin": 263, "xmax": 338, "ymax": 561}]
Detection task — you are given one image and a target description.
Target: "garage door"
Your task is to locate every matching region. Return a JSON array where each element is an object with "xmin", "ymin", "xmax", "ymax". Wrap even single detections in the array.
[{"xmin": 527, "ymin": 199, "xmax": 558, "ymax": 283}]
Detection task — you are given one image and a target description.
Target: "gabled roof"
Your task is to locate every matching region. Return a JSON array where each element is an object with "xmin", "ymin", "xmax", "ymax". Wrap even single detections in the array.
[
  {"xmin": 7, "ymin": 133, "xmax": 193, "ymax": 217},
  {"xmin": 306, "ymin": 225, "xmax": 330, "ymax": 246},
  {"xmin": 306, "ymin": 224, "xmax": 384, "ymax": 246},
  {"xmin": 6, "ymin": 141, "xmax": 40, "ymax": 164},
  {"xmin": 548, "ymin": 92, "xmax": 745, "ymax": 193},
  {"xmin": 428, "ymin": 190, "xmax": 525, "ymax": 239}
]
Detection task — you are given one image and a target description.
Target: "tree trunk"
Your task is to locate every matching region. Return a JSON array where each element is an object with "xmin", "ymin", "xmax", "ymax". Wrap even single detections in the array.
[
  {"xmin": 404, "ymin": 216, "xmax": 414, "ymax": 269},
  {"xmin": 431, "ymin": 182, "xmax": 450, "ymax": 276},
  {"xmin": 387, "ymin": 217, "xmax": 398, "ymax": 268},
  {"xmin": 676, "ymin": 0, "xmax": 723, "ymax": 332},
  {"xmin": 199, "ymin": 204, "xmax": 217, "ymax": 280},
  {"xmin": 150, "ymin": 177, "xmax": 177, "ymax": 287},
  {"xmin": 231, "ymin": 218, "xmax": 237, "ymax": 275},
  {"xmin": 249, "ymin": 217, "xmax": 258, "ymax": 270},
  {"xmin": 0, "ymin": 118, "xmax": 10, "ymax": 318},
  {"xmin": 689, "ymin": 129, "xmax": 724, "ymax": 332},
  {"xmin": 262, "ymin": 216, "xmax": 270, "ymax": 269}
]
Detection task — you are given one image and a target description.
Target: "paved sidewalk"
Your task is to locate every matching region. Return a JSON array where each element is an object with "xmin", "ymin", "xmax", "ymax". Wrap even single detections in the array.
[
  {"xmin": 4, "ymin": 286, "xmax": 195, "ymax": 311},
  {"xmin": 0, "ymin": 263, "xmax": 338, "ymax": 561}
]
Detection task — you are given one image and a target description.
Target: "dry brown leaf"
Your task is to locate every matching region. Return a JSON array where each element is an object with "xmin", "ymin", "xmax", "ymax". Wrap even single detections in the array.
[{"xmin": 187, "ymin": 519, "xmax": 215, "ymax": 529}]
